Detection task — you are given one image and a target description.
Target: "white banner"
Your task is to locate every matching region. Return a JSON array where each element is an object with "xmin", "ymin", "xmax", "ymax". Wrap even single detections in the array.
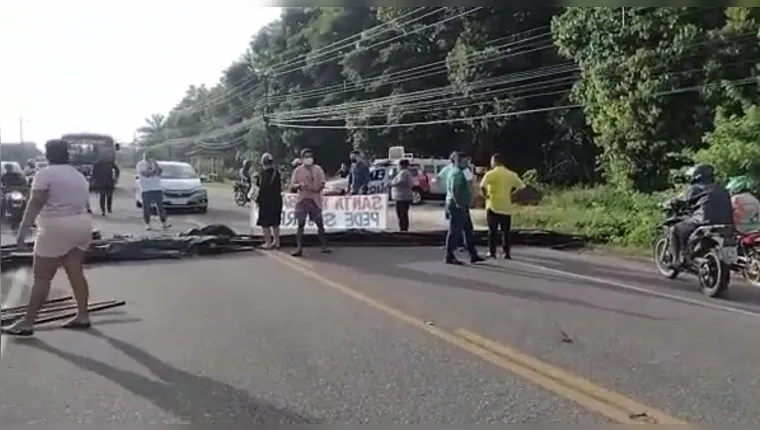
[{"xmin": 251, "ymin": 193, "xmax": 388, "ymax": 231}]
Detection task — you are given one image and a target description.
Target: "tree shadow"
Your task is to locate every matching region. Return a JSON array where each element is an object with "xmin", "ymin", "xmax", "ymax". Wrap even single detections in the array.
[
  {"xmin": 22, "ymin": 330, "xmax": 317, "ymax": 424},
  {"xmin": 314, "ymin": 248, "xmax": 667, "ymax": 321}
]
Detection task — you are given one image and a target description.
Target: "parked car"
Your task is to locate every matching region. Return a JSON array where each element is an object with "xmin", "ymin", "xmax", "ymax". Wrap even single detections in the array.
[
  {"xmin": 323, "ymin": 162, "xmax": 429, "ymax": 205},
  {"xmin": 134, "ymin": 161, "xmax": 208, "ymax": 213}
]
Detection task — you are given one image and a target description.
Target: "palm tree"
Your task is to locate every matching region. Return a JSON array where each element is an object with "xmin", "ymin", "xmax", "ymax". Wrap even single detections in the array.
[{"xmin": 137, "ymin": 113, "xmax": 167, "ymax": 146}]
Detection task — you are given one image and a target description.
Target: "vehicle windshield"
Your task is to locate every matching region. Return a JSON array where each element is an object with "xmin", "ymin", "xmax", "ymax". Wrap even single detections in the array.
[
  {"xmin": 159, "ymin": 163, "xmax": 198, "ymax": 179},
  {"xmin": 1, "ymin": 162, "xmax": 24, "ymax": 175}
]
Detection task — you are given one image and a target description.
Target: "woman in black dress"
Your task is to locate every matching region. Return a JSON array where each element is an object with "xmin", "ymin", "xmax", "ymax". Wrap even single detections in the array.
[{"xmin": 256, "ymin": 153, "xmax": 282, "ymax": 248}]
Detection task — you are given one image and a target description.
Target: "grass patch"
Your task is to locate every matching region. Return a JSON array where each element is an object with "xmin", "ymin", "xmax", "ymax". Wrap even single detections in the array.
[{"xmin": 476, "ymin": 185, "xmax": 673, "ymax": 253}]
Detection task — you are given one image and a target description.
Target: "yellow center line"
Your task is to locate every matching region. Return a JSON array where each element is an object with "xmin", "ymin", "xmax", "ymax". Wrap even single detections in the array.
[{"xmin": 263, "ymin": 251, "xmax": 693, "ymax": 425}]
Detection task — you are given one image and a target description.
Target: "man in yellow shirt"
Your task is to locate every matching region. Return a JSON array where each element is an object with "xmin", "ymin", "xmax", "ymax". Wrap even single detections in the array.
[{"xmin": 479, "ymin": 153, "xmax": 526, "ymax": 259}]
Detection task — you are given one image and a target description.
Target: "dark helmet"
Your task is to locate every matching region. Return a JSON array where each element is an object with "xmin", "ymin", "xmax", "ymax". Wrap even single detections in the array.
[{"xmin": 686, "ymin": 164, "xmax": 715, "ymax": 185}]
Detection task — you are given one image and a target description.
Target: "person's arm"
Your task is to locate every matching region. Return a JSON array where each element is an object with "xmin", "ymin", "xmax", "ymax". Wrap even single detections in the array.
[
  {"xmin": 479, "ymin": 171, "xmax": 491, "ymax": 198},
  {"xmin": 451, "ymin": 171, "xmax": 465, "ymax": 208},
  {"xmin": 314, "ymin": 166, "xmax": 327, "ymax": 192},
  {"xmin": 137, "ymin": 161, "xmax": 149, "ymax": 177},
  {"xmin": 290, "ymin": 168, "xmax": 301, "ymax": 192},
  {"xmin": 16, "ymin": 170, "xmax": 50, "ymax": 244},
  {"xmin": 112, "ymin": 163, "xmax": 121, "ymax": 181}
]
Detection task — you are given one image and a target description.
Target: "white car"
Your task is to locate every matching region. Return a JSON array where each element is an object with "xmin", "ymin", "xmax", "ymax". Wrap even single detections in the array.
[{"xmin": 134, "ymin": 161, "xmax": 208, "ymax": 213}]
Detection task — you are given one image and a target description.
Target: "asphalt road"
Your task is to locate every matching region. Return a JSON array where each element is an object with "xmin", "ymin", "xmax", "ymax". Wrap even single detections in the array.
[{"xmin": 3, "ymin": 185, "xmax": 760, "ymax": 424}]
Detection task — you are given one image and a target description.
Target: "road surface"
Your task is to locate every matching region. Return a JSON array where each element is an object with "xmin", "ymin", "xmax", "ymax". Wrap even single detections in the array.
[{"xmin": 3, "ymin": 184, "xmax": 760, "ymax": 424}]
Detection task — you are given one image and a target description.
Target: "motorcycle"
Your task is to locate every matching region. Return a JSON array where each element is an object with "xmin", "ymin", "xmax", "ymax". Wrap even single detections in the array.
[
  {"xmin": 738, "ymin": 230, "xmax": 760, "ymax": 287},
  {"xmin": 233, "ymin": 181, "xmax": 249, "ymax": 207},
  {"xmin": 1, "ymin": 189, "xmax": 28, "ymax": 231},
  {"xmin": 653, "ymin": 199, "xmax": 739, "ymax": 298}
]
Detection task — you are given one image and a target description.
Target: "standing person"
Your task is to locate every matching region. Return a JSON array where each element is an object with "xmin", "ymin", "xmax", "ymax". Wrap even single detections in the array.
[
  {"xmin": 391, "ymin": 159, "xmax": 413, "ymax": 232},
  {"xmin": 2, "ymin": 139, "xmax": 94, "ymax": 336},
  {"xmin": 444, "ymin": 152, "xmax": 485, "ymax": 265},
  {"xmin": 290, "ymin": 148, "xmax": 330, "ymax": 257},
  {"xmin": 348, "ymin": 150, "xmax": 370, "ymax": 195},
  {"xmin": 480, "ymin": 153, "xmax": 526, "ymax": 259},
  {"xmin": 91, "ymin": 150, "xmax": 120, "ymax": 216},
  {"xmin": 239, "ymin": 159, "xmax": 253, "ymax": 199},
  {"xmin": 256, "ymin": 153, "xmax": 283, "ymax": 249},
  {"xmin": 136, "ymin": 151, "xmax": 170, "ymax": 231}
]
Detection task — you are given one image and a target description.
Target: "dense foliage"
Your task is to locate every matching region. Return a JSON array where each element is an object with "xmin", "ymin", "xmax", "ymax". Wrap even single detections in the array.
[{"xmin": 136, "ymin": 7, "xmax": 760, "ymax": 195}]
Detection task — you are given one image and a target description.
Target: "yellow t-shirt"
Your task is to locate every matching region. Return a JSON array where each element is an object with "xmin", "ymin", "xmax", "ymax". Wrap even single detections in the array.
[{"xmin": 479, "ymin": 166, "xmax": 525, "ymax": 215}]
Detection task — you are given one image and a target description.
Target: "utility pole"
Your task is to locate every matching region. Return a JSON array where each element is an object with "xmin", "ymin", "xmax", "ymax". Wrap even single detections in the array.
[
  {"xmin": 18, "ymin": 117, "xmax": 24, "ymax": 145},
  {"xmin": 262, "ymin": 73, "xmax": 273, "ymax": 155}
]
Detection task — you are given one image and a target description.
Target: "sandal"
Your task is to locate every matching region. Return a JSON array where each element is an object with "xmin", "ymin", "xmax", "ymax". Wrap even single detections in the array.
[
  {"xmin": 61, "ymin": 320, "xmax": 91, "ymax": 330},
  {"xmin": 1, "ymin": 326, "xmax": 34, "ymax": 337}
]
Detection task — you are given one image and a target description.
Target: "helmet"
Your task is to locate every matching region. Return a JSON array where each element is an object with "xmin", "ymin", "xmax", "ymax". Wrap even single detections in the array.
[
  {"xmin": 685, "ymin": 164, "xmax": 715, "ymax": 185},
  {"xmin": 726, "ymin": 176, "xmax": 754, "ymax": 196}
]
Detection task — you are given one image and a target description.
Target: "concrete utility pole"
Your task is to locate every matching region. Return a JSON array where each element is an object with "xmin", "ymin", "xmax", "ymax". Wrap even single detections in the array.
[
  {"xmin": 19, "ymin": 117, "xmax": 24, "ymax": 145},
  {"xmin": 262, "ymin": 73, "xmax": 273, "ymax": 154}
]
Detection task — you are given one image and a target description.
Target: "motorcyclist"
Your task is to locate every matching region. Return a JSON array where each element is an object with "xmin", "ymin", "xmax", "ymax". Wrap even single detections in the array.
[
  {"xmin": 669, "ymin": 164, "xmax": 735, "ymax": 268},
  {"xmin": 726, "ymin": 175, "xmax": 760, "ymax": 235},
  {"xmin": 24, "ymin": 159, "xmax": 35, "ymax": 177},
  {"xmin": 1, "ymin": 163, "xmax": 28, "ymax": 189},
  {"xmin": 238, "ymin": 159, "xmax": 253, "ymax": 196}
]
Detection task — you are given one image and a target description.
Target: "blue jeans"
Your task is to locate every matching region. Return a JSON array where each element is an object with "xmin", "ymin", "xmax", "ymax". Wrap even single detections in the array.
[
  {"xmin": 141, "ymin": 190, "xmax": 167, "ymax": 224},
  {"xmin": 445, "ymin": 203, "xmax": 477, "ymax": 259}
]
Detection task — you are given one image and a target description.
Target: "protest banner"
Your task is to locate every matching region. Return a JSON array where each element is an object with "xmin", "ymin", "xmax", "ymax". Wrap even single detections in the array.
[{"xmin": 251, "ymin": 193, "xmax": 388, "ymax": 232}]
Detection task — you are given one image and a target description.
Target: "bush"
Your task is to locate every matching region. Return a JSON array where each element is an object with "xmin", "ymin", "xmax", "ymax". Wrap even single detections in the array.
[{"xmin": 511, "ymin": 185, "xmax": 670, "ymax": 248}]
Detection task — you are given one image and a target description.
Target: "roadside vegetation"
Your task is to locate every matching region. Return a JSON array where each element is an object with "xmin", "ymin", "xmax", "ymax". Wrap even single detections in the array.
[{"xmin": 127, "ymin": 7, "xmax": 760, "ymax": 252}]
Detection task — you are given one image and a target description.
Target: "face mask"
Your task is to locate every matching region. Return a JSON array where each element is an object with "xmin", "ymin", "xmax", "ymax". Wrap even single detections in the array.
[{"xmin": 303, "ymin": 157, "xmax": 314, "ymax": 166}]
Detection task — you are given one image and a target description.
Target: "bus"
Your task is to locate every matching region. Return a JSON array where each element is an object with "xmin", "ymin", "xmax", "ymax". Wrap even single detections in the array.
[{"xmin": 60, "ymin": 133, "xmax": 120, "ymax": 188}]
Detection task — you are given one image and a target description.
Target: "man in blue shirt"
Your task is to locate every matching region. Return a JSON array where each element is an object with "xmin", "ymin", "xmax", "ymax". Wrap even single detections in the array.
[
  {"xmin": 348, "ymin": 150, "xmax": 370, "ymax": 195},
  {"xmin": 444, "ymin": 152, "xmax": 484, "ymax": 265}
]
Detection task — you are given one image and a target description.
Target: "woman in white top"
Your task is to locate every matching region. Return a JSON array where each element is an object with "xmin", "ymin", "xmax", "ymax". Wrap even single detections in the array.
[{"xmin": 2, "ymin": 139, "xmax": 94, "ymax": 336}]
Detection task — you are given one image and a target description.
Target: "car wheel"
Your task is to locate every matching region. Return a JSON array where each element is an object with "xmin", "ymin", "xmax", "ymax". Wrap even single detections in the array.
[
  {"xmin": 135, "ymin": 200, "xmax": 142, "ymax": 208},
  {"xmin": 411, "ymin": 188, "xmax": 423, "ymax": 205}
]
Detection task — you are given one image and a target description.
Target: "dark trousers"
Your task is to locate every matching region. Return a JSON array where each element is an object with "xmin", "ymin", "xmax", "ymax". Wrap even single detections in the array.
[
  {"xmin": 670, "ymin": 220, "xmax": 697, "ymax": 263},
  {"xmin": 445, "ymin": 204, "xmax": 477, "ymax": 259},
  {"xmin": 395, "ymin": 200, "xmax": 411, "ymax": 232},
  {"xmin": 486, "ymin": 209, "xmax": 512, "ymax": 256},
  {"xmin": 142, "ymin": 190, "xmax": 167, "ymax": 224},
  {"xmin": 98, "ymin": 186, "xmax": 114, "ymax": 214}
]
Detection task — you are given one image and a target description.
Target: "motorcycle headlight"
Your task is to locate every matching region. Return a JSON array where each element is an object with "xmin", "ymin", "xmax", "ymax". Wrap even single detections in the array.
[{"xmin": 9, "ymin": 191, "xmax": 24, "ymax": 200}]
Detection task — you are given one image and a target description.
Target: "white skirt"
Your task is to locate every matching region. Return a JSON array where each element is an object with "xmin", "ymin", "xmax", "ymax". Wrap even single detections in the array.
[{"xmin": 34, "ymin": 213, "xmax": 93, "ymax": 258}]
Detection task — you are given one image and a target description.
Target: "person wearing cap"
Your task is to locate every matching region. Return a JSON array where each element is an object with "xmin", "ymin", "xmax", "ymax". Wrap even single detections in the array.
[
  {"xmin": 255, "ymin": 152, "xmax": 283, "ymax": 248},
  {"xmin": 727, "ymin": 175, "xmax": 760, "ymax": 234},
  {"xmin": 443, "ymin": 151, "xmax": 485, "ymax": 265},
  {"xmin": 290, "ymin": 148, "xmax": 330, "ymax": 257}
]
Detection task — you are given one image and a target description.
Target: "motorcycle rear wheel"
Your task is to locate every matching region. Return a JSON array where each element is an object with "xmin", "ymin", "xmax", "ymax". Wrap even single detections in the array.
[
  {"xmin": 698, "ymin": 250, "xmax": 730, "ymax": 298},
  {"xmin": 653, "ymin": 237, "xmax": 680, "ymax": 279}
]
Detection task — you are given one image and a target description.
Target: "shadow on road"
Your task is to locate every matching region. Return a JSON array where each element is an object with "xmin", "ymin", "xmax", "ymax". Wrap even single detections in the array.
[
  {"xmin": 21, "ymin": 330, "xmax": 317, "ymax": 424},
  {"xmin": 307, "ymin": 248, "xmax": 667, "ymax": 321},
  {"xmin": 522, "ymin": 252, "xmax": 760, "ymax": 311}
]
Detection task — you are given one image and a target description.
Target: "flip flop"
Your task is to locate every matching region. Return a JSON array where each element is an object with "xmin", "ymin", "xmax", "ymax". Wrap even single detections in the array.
[
  {"xmin": 1, "ymin": 326, "xmax": 34, "ymax": 337},
  {"xmin": 61, "ymin": 320, "xmax": 91, "ymax": 330}
]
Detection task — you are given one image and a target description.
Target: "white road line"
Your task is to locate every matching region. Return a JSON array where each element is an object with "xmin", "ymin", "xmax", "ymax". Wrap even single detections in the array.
[
  {"xmin": 1, "ymin": 268, "xmax": 31, "ymax": 357},
  {"xmin": 510, "ymin": 259, "xmax": 760, "ymax": 318}
]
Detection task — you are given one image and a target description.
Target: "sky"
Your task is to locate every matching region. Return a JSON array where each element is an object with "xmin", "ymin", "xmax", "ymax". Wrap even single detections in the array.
[{"xmin": 0, "ymin": 0, "xmax": 281, "ymax": 148}]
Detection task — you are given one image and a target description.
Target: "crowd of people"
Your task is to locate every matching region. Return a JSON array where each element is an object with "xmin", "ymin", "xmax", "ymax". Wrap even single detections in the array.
[{"xmin": 238, "ymin": 147, "xmax": 527, "ymax": 264}]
